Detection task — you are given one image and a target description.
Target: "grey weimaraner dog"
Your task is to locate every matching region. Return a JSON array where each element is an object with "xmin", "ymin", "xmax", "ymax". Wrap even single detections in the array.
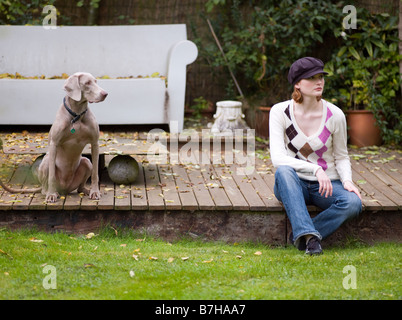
[{"xmin": 0, "ymin": 72, "xmax": 108, "ymax": 203}]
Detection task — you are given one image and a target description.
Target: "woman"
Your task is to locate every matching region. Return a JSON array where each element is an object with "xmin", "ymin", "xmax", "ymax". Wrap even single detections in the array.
[{"xmin": 269, "ymin": 57, "xmax": 362, "ymax": 255}]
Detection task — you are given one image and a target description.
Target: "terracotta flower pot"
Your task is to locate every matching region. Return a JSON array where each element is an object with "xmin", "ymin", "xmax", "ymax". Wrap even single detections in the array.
[
  {"xmin": 255, "ymin": 106, "xmax": 271, "ymax": 139},
  {"xmin": 345, "ymin": 110, "xmax": 382, "ymax": 147}
]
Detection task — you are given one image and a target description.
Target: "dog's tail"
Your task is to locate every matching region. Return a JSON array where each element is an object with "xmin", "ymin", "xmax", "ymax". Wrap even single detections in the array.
[{"xmin": 0, "ymin": 179, "xmax": 42, "ymax": 194}]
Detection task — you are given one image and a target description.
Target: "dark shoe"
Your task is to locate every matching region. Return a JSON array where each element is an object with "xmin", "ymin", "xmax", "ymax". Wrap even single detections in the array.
[
  {"xmin": 289, "ymin": 232, "xmax": 306, "ymax": 251},
  {"xmin": 305, "ymin": 236, "xmax": 323, "ymax": 255}
]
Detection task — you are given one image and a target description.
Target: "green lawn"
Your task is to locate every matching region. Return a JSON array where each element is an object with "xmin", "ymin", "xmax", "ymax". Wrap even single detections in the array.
[{"xmin": 0, "ymin": 227, "xmax": 400, "ymax": 300}]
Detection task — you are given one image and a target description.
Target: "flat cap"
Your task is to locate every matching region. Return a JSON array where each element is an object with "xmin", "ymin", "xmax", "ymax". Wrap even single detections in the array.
[{"xmin": 288, "ymin": 57, "xmax": 328, "ymax": 85}]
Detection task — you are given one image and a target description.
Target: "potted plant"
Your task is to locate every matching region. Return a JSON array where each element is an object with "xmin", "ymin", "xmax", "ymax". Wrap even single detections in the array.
[{"xmin": 325, "ymin": 10, "xmax": 401, "ymax": 147}]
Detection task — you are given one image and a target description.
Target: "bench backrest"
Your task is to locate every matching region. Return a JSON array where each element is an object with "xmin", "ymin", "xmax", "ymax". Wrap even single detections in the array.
[{"xmin": 0, "ymin": 25, "xmax": 188, "ymax": 78}]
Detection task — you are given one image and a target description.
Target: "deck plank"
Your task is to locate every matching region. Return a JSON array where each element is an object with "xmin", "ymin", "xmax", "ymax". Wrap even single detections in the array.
[
  {"xmin": 212, "ymin": 160, "xmax": 249, "ymax": 211},
  {"xmin": 195, "ymin": 149, "xmax": 232, "ymax": 210},
  {"xmin": 171, "ymin": 164, "xmax": 199, "ymax": 211},
  {"xmin": 251, "ymin": 158, "xmax": 283, "ymax": 211},
  {"xmin": 352, "ymin": 159, "xmax": 399, "ymax": 210},
  {"xmin": 358, "ymin": 160, "xmax": 402, "ymax": 206},
  {"xmin": 114, "ymin": 183, "xmax": 131, "ymax": 211},
  {"xmin": 159, "ymin": 164, "xmax": 182, "ymax": 210},
  {"xmin": 28, "ymin": 192, "xmax": 47, "ymax": 210},
  {"xmin": 186, "ymin": 151, "xmax": 215, "ymax": 210},
  {"xmin": 351, "ymin": 160, "xmax": 390, "ymax": 210},
  {"xmin": 63, "ymin": 192, "xmax": 82, "ymax": 211},
  {"xmin": 130, "ymin": 162, "xmax": 148, "ymax": 210},
  {"xmin": 143, "ymin": 162, "xmax": 165, "ymax": 211},
  {"xmin": 97, "ymin": 168, "xmax": 115, "ymax": 210}
]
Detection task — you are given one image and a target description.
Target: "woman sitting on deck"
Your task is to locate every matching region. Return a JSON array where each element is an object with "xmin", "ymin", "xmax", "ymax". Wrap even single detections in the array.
[{"xmin": 269, "ymin": 57, "xmax": 362, "ymax": 255}]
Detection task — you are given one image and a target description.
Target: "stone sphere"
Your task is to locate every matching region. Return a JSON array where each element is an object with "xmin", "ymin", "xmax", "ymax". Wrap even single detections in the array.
[{"xmin": 107, "ymin": 155, "xmax": 139, "ymax": 184}]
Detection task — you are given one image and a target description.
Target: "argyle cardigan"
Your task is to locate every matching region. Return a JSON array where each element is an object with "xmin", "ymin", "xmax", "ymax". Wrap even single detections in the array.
[{"xmin": 269, "ymin": 99, "xmax": 353, "ymax": 184}]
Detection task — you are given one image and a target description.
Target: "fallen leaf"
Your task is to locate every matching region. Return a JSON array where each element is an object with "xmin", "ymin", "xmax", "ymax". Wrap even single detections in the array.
[
  {"xmin": 203, "ymin": 258, "xmax": 213, "ymax": 263},
  {"xmin": 29, "ymin": 237, "xmax": 44, "ymax": 243},
  {"xmin": 129, "ymin": 270, "xmax": 135, "ymax": 277},
  {"xmin": 0, "ymin": 248, "xmax": 13, "ymax": 259},
  {"xmin": 120, "ymin": 244, "xmax": 127, "ymax": 247},
  {"xmin": 84, "ymin": 263, "xmax": 95, "ymax": 268},
  {"xmin": 85, "ymin": 232, "xmax": 96, "ymax": 239},
  {"xmin": 149, "ymin": 256, "xmax": 158, "ymax": 260},
  {"xmin": 132, "ymin": 254, "xmax": 139, "ymax": 261},
  {"xmin": 168, "ymin": 257, "xmax": 175, "ymax": 263},
  {"xmin": 181, "ymin": 257, "xmax": 189, "ymax": 261},
  {"xmin": 254, "ymin": 251, "xmax": 262, "ymax": 256}
]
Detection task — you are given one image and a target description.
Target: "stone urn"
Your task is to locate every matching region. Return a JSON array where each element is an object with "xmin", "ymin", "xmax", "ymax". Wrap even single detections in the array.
[{"xmin": 210, "ymin": 100, "xmax": 249, "ymax": 134}]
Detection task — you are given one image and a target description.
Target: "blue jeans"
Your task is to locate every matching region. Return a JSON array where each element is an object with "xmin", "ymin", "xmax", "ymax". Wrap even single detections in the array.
[{"xmin": 274, "ymin": 166, "xmax": 362, "ymax": 247}]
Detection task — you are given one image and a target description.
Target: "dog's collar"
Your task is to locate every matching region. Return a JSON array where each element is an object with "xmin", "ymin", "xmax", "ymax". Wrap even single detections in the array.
[
  {"xmin": 63, "ymin": 97, "xmax": 87, "ymax": 133},
  {"xmin": 63, "ymin": 97, "xmax": 87, "ymax": 124}
]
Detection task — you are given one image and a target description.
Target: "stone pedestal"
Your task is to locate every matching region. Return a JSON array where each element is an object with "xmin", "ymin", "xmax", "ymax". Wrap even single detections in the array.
[{"xmin": 211, "ymin": 100, "xmax": 249, "ymax": 135}]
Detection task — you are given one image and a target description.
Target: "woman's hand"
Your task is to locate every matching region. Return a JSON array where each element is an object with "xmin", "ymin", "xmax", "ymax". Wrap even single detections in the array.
[
  {"xmin": 315, "ymin": 167, "xmax": 332, "ymax": 198},
  {"xmin": 343, "ymin": 180, "xmax": 362, "ymax": 200}
]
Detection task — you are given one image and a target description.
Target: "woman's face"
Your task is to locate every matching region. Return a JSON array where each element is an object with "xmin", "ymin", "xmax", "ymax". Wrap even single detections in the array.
[{"xmin": 295, "ymin": 73, "xmax": 325, "ymax": 98}]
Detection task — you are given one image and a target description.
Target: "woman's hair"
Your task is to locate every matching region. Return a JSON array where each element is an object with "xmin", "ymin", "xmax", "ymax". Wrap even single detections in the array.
[{"xmin": 292, "ymin": 87, "xmax": 322, "ymax": 103}]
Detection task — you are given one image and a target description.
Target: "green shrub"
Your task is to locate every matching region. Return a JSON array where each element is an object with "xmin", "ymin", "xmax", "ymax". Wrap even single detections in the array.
[
  {"xmin": 325, "ymin": 10, "xmax": 402, "ymax": 145},
  {"xmin": 203, "ymin": 0, "xmax": 345, "ymax": 104}
]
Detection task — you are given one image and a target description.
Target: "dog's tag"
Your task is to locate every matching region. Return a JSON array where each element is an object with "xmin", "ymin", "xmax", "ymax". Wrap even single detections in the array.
[{"xmin": 71, "ymin": 128, "xmax": 76, "ymax": 134}]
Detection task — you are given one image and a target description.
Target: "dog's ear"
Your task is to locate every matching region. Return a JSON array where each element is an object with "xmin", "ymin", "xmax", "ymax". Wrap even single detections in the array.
[{"xmin": 64, "ymin": 74, "xmax": 82, "ymax": 101}]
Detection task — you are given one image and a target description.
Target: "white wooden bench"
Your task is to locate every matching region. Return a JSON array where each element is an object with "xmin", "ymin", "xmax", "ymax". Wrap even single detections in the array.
[{"xmin": 0, "ymin": 25, "xmax": 198, "ymax": 132}]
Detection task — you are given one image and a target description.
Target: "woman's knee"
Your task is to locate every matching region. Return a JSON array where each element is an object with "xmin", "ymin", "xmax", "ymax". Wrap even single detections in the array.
[
  {"xmin": 337, "ymin": 192, "xmax": 362, "ymax": 219},
  {"xmin": 349, "ymin": 193, "xmax": 362, "ymax": 218}
]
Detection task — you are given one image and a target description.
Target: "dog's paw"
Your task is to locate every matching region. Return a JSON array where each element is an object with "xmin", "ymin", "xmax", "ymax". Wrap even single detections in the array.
[
  {"xmin": 89, "ymin": 189, "xmax": 101, "ymax": 200},
  {"xmin": 46, "ymin": 193, "xmax": 59, "ymax": 203}
]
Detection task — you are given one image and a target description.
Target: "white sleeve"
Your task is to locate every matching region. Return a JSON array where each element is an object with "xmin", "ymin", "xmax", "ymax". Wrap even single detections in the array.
[
  {"xmin": 331, "ymin": 109, "xmax": 353, "ymax": 184},
  {"xmin": 269, "ymin": 104, "xmax": 320, "ymax": 175}
]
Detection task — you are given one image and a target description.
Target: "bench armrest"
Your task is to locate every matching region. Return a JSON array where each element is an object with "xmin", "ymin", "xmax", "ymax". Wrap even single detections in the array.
[{"xmin": 166, "ymin": 40, "xmax": 198, "ymax": 133}]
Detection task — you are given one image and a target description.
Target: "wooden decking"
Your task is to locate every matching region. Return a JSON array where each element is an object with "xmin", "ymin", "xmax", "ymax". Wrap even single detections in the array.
[
  {"xmin": 0, "ymin": 131, "xmax": 401, "ymax": 244},
  {"xmin": 1, "ymin": 138, "xmax": 401, "ymax": 212}
]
